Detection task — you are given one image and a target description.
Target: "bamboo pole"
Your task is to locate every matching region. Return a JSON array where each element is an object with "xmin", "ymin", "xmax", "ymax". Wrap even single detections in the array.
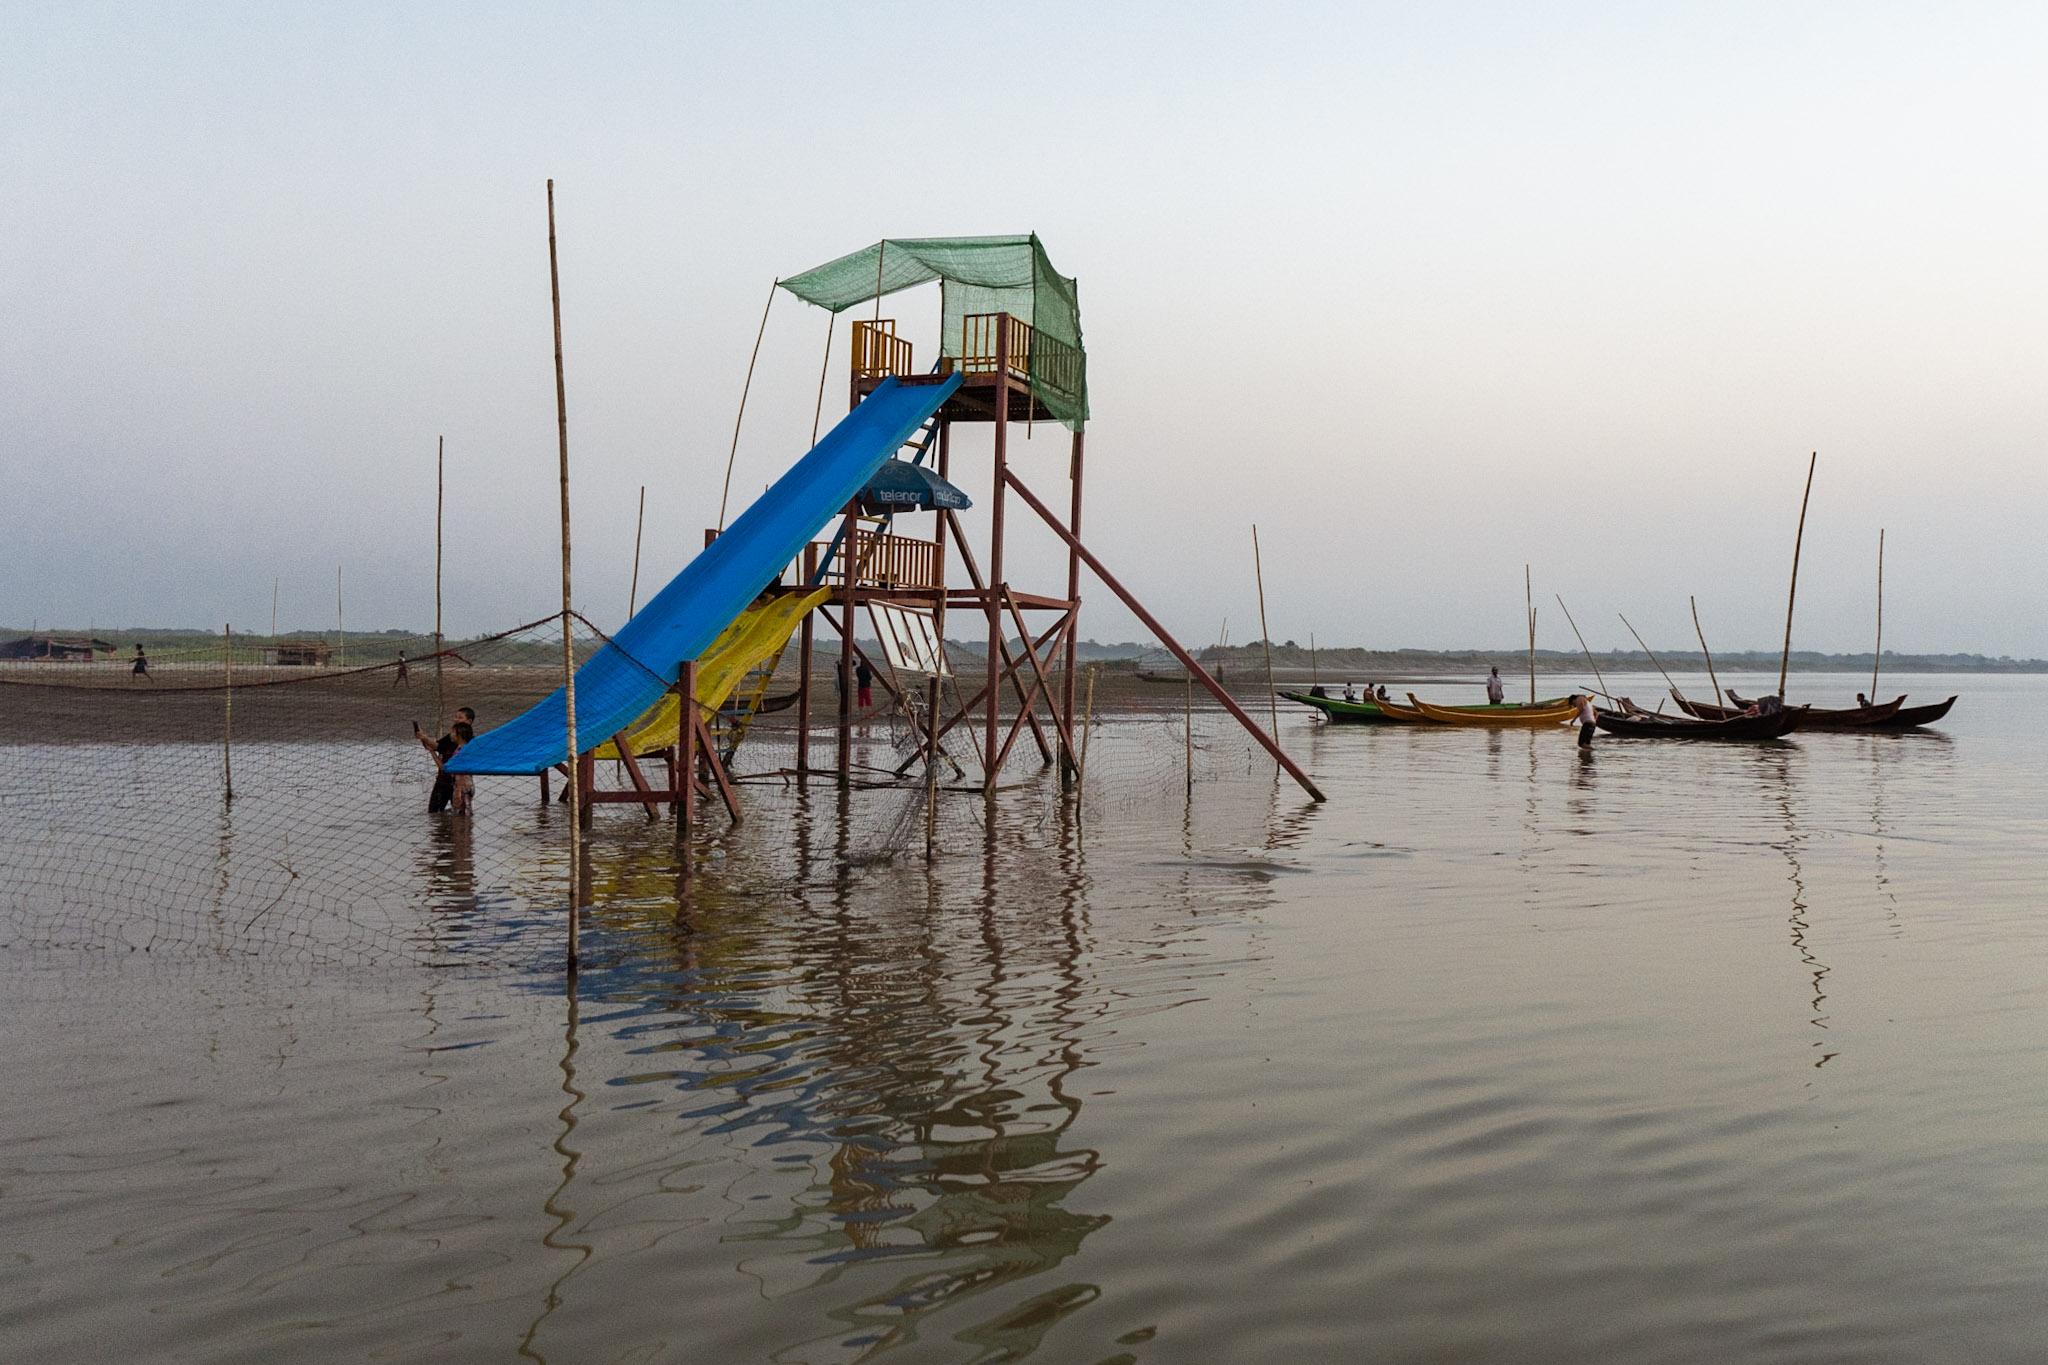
[
  {"xmin": 1778, "ymin": 452, "xmax": 1817, "ymax": 700},
  {"xmin": 1252, "ymin": 525, "xmax": 1279, "ymax": 750},
  {"xmin": 925, "ymin": 673, "xmax": 940, "ymax": 861},
  {"xmin": 1525, "ymin": 564, "xmax": 1536, "ymax": 702},
  {"xmin": 1554, "ymin": 594, "xmax": 1608, "ymax": 701},
  {"xmin": 811, "ymin": 311, "xmax": 836, "ymax": 447},
  {"xmin": 1310, "ymin": 631, "xmax": 1317, "ymax": 686},
  {"xmin": 1081, "ymin": 666, "xmax": 1097, "ymax": 779},
  {"xmin": 335, "ymin": 565, "xmax": 344, "ymax": 668},
  {"xmin": 546, "ymin": 178, "xmax": 582, "ymax": 970},
  {"xmin": 718, "ymin": 279, "xmax": 778, "ymax": 533},
  {"xmin": 628, "ymin": 485, "xmax": 645, "ymax": 617},
  {"xmin": 1690, "ymin": 596, "xmax": 1725, "ymax": 710},
  {"xmin": 270, "ymin": 577, "xmax": 278, "ymax": 638},
  {"xmin": 1617, "ymin": 613, "xmax": 1680, "ymax": 694},
  {"xmin": 1871, "ymin": 527, "xmax": 1885, "ymax": 700},
  {"xmin": 1185, "ymin": 671, "xmax": 1194, "ymax": 798},
  {"xmin": 222, "ymin": 622, "xmax": 234, "ymax": 804},
  {"xmin": 435, "ymin": 436, "xmax": 445, "ymax": 728}
]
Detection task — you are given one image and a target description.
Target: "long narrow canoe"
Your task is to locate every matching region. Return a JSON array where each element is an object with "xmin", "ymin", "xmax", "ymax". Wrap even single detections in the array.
[
  {"xmin": 1280, "ymin": 690, "xmax": 1395, "ymax": 724},
  {"xmin": 1596, "ymin": 706, "xmax": 1805, "ymax": 740},
  {"xmin": 1868, "ymin": 695, "xmax": 1958, "ymax": 729},
  {"xmin": 1673, "ymin": 689, "xmax": 1905, "ymax": 729},
  {"xmin": 1406, "ymin": 694, "xmax": 1581, "ymax": 727}
]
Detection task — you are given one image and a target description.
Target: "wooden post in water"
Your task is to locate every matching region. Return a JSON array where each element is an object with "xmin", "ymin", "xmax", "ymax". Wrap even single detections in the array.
[
  {"xmin": 1185, "ymin": 671, "xmax": 1194, "ymax": 798},
  {"xmin": 1555, "ymin": 594, "xmax": 1609, "ymax": 702},
  {"xmin": 1690, "ymin": 595, "xmax": 1725, "ymax": 710},
  {"xmin": 222, "ymin": 622, "xmax": 234, "ymax": 804},
  {"xmin": 270, "ymin": 577, "xmax": 278, "ymax": 638},
  {"xmin": 1081, "ymin": 666, "xmax": 1097, "ymax": 782},
  {"xmin": 1778, "ymin": 452, "xmax": 1817, "ymax": 700},
  {"xmin": 1525, "ymin": 564, "xmax": 1537, "ymax": 702},
  {"xmin": 628, "ymin": 485, "xmax": 646, "ymax": 617},
  {"xmin": 925, "ymin": 673, "xmax": 940, "ymax": 861},
  {"xmin": 1871, "ymin": 528, "xmax": 1885, "ymax": 700},
  {"xmin": 677, "ymin": 659, "xmax": 697, "ymax": 889},
  {"xmin": 335, "ymin": 565, "xmax": 344, "ymax": 669},
  {"xmin": 1253, "ymin": 525, "xmax": 1279, "ymax": 751},
  {"xmin": 546, "ymin": 178, "xmax": 582, "ymax": 971},
  {"xmin": 1309, "ymin": 632, "xmax": 1317, "ymax": 687}
]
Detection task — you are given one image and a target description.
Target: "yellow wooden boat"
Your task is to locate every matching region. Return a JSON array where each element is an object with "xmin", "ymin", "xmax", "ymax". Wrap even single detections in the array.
[{"xmin": 1406, "ymin": 694, "xmax": 1581, "ymax": 727}]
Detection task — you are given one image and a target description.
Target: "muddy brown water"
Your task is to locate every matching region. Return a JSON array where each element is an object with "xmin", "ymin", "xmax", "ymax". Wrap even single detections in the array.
[{"xmin": 2, "ymin": 671, "xmax": 2043, "ymax": 1362}]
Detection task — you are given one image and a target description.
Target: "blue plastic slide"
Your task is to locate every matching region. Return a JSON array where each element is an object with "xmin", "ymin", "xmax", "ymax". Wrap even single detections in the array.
[{"xmin": 448, "ymin": 374, "xmax": 961, "ymax": 775}]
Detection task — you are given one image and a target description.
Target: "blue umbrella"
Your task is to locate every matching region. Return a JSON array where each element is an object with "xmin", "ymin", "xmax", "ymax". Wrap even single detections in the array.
[{"xmin": 858, "ymin": 459, "xmax": 973, "ymax": 514}]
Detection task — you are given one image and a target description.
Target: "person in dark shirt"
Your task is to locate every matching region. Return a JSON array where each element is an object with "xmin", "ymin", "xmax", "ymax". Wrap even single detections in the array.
[
  {"xmin": 855, "ymin": 659, "xmax": 875, "ymax": 709},
  {"xmin": 394, "ymin": 651, "xmax": 410, "ymax": 687},
  {"xmin": 131, "ymin": 646, "xmax": 150, "ymax": 681},
  {"xmin": 415, "ymin": 706, "xmax": 476, "ymax": 813}
]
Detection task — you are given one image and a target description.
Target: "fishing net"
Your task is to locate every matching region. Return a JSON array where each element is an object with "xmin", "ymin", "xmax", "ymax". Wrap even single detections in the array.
[{"xmin": 0, "ymin": 614, "xmax": 1293, "ymax": 971}]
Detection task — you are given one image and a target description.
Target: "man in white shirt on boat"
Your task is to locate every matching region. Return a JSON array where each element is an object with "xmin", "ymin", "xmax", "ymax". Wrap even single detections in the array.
[{"xmin": 1486, "ymin": 667, "xmax": 1505, "ymax": 704}]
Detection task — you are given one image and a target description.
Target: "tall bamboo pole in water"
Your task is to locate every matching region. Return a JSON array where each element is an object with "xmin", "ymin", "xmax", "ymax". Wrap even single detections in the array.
[
  {"xmin": 1778, "ymin": 452, "xmax": 1817, "ymax": 700},
  {"xmin": 270, "ymin": 577, "xmax": 278, "ymax": 638},
  {"xmin": 435, "ymin": 436, "xmax": 445, "ymax": 728},
  {"xmin": 222, "ymin": 622, "xmax": 234, "ymax": 804},
  {"xmin": 628, "ymin": 485, "xmax": 645, "ymax": 617},
  {"xmin": 1690, "ymin": 595, "xmax": 1725, "ymax": 710},
  {"xmin": 546, "ymin": 179, "xmax": 582, "ymax": 969},
  {"xmin": 336, "ymin": 565, "xmax": 344, "ymax": 668},
  {"xmin": 1252, "ymin": 525, "xmax": 1278, "ymax": 750},
  {"xmin": 1525, "ymin": 564, "xmax": 1536, "ymax": 702},
  {"xmin": 1871, "ymin": 528, "xmax": 1885, "ymax": 700},
  {"xmin": 1555, "ymin": 594, "xmax": 1609, "ymax": 701}
]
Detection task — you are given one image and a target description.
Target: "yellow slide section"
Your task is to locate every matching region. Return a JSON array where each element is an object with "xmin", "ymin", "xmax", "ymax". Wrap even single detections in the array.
[{"xmin": 589, "ymin": 588, "xmax": 830, "ymax": 760}]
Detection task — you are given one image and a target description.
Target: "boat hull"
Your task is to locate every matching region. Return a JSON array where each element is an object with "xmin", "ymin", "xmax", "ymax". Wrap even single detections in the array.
[
  {"xmin": 1407, "ymin": 695, "xmax": 1581, "ymax": 727},
  {"xmin": 1673, "ymin": 689, "xmax": 1906, "ymax": 729},
  {"xmin": 1280, "ymin": 690, "xmax": 1396, "ymax": 724},
  {"xmin": 1597, "ymin": 707, "xmax": 1804, "ymax": 740}
]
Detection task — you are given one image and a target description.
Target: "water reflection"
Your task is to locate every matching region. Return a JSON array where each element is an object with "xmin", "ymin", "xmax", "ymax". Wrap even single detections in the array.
[
  {"xmin": 496, "ymin": 759, "xmax": 1302, "ymax": 1364},
  {"xmin": 1750, "ymin": 745, "xmax": 1835, "ymax": 1068}
]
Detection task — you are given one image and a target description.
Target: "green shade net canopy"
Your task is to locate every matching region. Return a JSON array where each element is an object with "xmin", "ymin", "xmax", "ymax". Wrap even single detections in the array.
[{"xmin": 779, "ymin": 234, "xmax": 1087, "ymax": 431}]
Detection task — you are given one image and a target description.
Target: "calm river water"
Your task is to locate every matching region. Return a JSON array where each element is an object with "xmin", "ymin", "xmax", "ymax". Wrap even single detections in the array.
[{"xmin": 4, "ymin": 671, "xmax": 2044, "ymax": 1362}]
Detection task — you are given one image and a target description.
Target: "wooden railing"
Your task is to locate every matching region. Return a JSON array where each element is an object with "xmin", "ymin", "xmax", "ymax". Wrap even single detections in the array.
[
  {"xmin": 852, "ymin": 318, "xmax": 914, "ymax": 380},
  {"xmin": 815, "ymin": 528, "xmax": 941, "ymax": 591},
  {"xmin": 957, "ymin": 312, "xmax": 1082, "ymax": 399}
]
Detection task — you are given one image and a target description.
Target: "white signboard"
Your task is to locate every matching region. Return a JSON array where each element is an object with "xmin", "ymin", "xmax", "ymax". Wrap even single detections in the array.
[{"xmin": 868, "ymin": 603, "xmax": 950, "ymax": 677}]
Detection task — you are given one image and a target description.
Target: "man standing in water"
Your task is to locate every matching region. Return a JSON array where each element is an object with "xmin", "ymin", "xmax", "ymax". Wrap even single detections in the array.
[
  {"xmin": 1487, "ymin": 666, "xmax": 1505, "ymax": 704},
  {"xmin": 414, "ymin": 706, "xmax": 476, "ymax": 813},
  {"xmin": 855, "ymin": 658, "xmax": 874, "ymax": 711},
  {"xmin": 1562, "ymin": 693, "xmax": 1597, "ymax": 747}
]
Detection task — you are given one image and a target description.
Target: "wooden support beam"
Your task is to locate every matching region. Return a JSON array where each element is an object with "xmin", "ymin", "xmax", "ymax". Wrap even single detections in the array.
[
  {"xmin": 939, "ymin": 507, "xmax": 1054, "ymax": 764},
  {"xmin": 1003, "ymin": 587, "xmax": 1078, "ymax": 764},
  {"xmin": 610, "ymin": 730, "xmax": 661, "ymax": 820},
  {"xmin": 903, "ymin": 613, "xmax": 1068, "ymax": 774},
  {"xmin": 1000, "ymin": 468, "xmax": 1326, "ymax": 803}
]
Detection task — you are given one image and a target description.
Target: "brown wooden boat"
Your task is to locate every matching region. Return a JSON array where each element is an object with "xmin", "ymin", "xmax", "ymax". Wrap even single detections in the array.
[
  {"xmin": 1672, "ymin": 688, "xmax": 1904, "ymax": 729},
  {"xmin": 1866, "ymin": 695, "xmax": 1958, "ymax": 729},
  {"xmin": 1598, "ymin": 703, "xmax": 1804, "ymax": 740}
]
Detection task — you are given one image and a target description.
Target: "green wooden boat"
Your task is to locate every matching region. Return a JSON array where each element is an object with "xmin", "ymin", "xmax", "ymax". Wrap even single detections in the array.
[
  {"xmin": 1279, "ymin": 690, "xmax": 1395, "ymax": 724},
  {"xmin": 1282, "ymin": 689, "xmax": 1570, "ymax": 726}
]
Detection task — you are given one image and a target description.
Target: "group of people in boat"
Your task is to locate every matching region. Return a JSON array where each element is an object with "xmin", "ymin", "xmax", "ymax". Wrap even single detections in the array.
[{"xmin": 1307, "ymin": 682, "xmax": 1392, "ymax": 703}]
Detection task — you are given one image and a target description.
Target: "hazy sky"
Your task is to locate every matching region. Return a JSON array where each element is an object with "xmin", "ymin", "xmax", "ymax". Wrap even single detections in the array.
[{"xmin": 5, "ymin": 3, "xmax": 2044, "ymax": 657}]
